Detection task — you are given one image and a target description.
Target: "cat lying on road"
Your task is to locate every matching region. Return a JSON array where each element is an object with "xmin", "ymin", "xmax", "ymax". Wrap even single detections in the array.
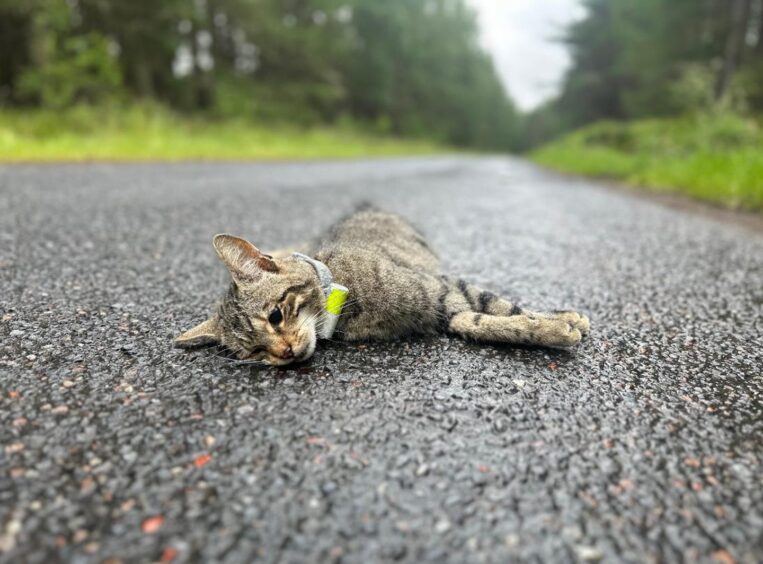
[{"xmin": 176, "ymin": 207, "xmax": 590, "ymax": 366}]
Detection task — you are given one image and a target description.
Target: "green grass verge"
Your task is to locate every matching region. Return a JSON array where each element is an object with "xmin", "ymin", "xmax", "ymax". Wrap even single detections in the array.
[
  {"xmin": 0, "ymin": 104, "xmax": 446, "ymax": 162},
  {"xmin": 531, "ymin": 113, "xmax": 763, "ymax": 212}
]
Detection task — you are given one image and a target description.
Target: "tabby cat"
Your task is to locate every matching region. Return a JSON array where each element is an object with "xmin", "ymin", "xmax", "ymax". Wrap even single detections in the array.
[{"xmin": 175, "ymin": 207, "xmax": 590, "ymax": 365}]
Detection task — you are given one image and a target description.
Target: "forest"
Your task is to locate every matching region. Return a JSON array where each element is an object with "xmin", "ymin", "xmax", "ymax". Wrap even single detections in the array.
[
  {"xmin": 0, "ymin": 0, "xmax": 519, "ymax": 152},
  {"xmin": 526, "ymin": 0, "xmax": 763, "ymax": 145},
  {"xmin": 530, "ymin": 0, "xmax": 763, "ymax": 211}
]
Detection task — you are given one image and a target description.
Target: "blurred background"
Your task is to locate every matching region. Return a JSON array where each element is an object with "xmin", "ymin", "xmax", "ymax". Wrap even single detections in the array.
[{"xmin": 0, "ymin": 0, "xmax": 761, "ymax": 210}]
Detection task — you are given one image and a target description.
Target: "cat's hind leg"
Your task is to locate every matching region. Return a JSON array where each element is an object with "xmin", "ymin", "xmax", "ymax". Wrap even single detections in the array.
[
  {"xmin": 447, "ymin": 311, "xmax": 583, "ymax": 348},
  {"xmin": 454, "ymin": 280, "xmax": 590, "ymax": 337},
  {"xmin": 508, "ymin": 308, "xmax": 590, "ymax": 337}
]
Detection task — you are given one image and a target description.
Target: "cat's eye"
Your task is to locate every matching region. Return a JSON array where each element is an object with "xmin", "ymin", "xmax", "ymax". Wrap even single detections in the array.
[{"xmin": 268, "ymin": 307, "xmax": 283, "ymax": 326}]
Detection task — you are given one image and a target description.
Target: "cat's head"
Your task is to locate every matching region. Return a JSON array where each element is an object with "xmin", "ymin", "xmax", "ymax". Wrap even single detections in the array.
[{"xmin": 175, "ymin": 234, "xmax": 325, "ymax": 366}]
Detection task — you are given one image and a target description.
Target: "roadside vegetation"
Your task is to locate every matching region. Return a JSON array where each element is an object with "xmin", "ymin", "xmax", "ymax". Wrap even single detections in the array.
[
  {"xmin": 525, "ymin": 0, "xmax": 763, "ymax": 212},
  {"xmin": 0, "ymin": 1, "xmax": 518, "ymax": 162},
  {"xmin": 532, "ymin": 113, "xmax": 763, "ymax": 211},
  {"xmin": 0, "ymin": 104, "xmax": 444, "ymax": 161}
]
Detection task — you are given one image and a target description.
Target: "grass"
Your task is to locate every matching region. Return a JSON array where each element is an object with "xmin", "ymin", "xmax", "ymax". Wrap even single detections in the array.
[
  {"xmin": 531, "ymin": 113, "xmax": 763, "ymax": 212},
  {"xmin": 0, "ymin": 103, "xmax": 446, "ymax": 162}
]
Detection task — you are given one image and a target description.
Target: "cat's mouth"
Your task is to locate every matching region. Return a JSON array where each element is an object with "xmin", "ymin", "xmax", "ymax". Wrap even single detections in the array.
[
  {"xmin": 289, "ymin": 334, "xmax": 317, "ymax": 365},
  {"xmin": 265, "ymin": 351, "xmax": 309, "ymax": 366},
  {"xmin": 264, "ymin": 340, "xmax": 316, "ymax": 366}
]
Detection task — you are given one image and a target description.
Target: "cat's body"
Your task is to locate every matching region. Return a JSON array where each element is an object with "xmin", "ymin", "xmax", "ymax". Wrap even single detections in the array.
[
  {"xmin": 176, "ymin": 207, "xmax": 589, "ymax": 365},
  {"xmin": 313, "ymin": 209, "xmax": 445, "ymax": 341}
]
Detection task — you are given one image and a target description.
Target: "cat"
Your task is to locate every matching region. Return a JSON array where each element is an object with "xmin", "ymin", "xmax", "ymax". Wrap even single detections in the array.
[{"xmin": 175, "ymin": 206, "xmax": 590, "ymax": 366}]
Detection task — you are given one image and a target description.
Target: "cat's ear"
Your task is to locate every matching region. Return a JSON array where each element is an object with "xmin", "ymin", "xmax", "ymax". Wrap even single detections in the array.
[
  {"xmin": 213, "ymin": 234, "xmax": 278, "ymax": 281},
  {"xmin": 175, "ymin": 316, "xmax": 221, "ymax": 348}
]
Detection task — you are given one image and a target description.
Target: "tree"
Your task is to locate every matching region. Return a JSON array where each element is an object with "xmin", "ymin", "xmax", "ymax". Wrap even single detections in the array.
[
  {"xmin": 344, "ymin": 0, "xmax": 518, "ymax": 149},
  {"xmin": 0, "ymin": 0, "xmax": 520, "ymax": 150},
  {"xmin": 525, "ymin": 0, "xmax": 763, "ymax": 147},
  {"xmin": 716, "ymin": 0, "xmax": 753, "ymax": 102}
]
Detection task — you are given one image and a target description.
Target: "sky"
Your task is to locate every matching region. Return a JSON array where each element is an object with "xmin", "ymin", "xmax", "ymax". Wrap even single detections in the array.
[{"xmin": 466, "ymin": 0, "xmax": 585, "ymax": 112}]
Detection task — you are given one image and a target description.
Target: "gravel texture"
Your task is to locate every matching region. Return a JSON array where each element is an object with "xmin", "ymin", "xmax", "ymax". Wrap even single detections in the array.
[{"xmin": 1, "ymin": 157, "xmax": 761, "ymax": 563}]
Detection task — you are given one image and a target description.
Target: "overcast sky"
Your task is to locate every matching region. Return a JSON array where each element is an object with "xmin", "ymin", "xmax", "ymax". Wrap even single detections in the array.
[{"xmin": 466, "ymin": 0, "xmax": 585, "ymax": 111}]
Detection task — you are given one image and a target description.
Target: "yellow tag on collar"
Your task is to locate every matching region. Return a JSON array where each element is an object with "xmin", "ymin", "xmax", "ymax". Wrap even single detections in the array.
[
  {"xmin": 320, "ymin": 283, "xmax": 349, "ymax": 339},
  {"xmin": 325, "ymin": 284, "xmax": 349, "ymax": 315}
]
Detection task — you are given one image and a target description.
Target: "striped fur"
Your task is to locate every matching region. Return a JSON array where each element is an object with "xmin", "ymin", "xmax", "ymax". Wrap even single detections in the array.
[{"xmin": 175, "ymin": 207, "xmax": 590, "ymax": 365}]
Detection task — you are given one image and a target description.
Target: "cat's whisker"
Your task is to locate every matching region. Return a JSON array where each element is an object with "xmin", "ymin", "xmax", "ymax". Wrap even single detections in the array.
[
  {"xmin": 200, "ymin": 344, "xmax": 266, "ymax": 367},
  {"xmin": 297, "ymin": 310, "xmax": 321, "ymax": 333}
]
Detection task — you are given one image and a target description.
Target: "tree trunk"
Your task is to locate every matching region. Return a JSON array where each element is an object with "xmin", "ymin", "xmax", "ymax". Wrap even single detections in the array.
[
  {"xmin": 206, "ymin": 0, "xmax": 227, "ymax": 66},
  {"xmin": 715, "ymin": 0, "xmax": 752, "ymax": 101},
  {"xmin": 189, "ymin": 22, "xmax": 214, "ymax": 110},
  {"xmin": 133, "ymin": 57, "xmax": 155, "ymax": 98}
]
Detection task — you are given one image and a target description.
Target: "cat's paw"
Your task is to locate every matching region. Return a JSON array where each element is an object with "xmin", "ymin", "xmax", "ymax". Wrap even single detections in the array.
[
  {"xmin": 540, "ymin": 319, "xmax": 583, "ymax": 348},
  {"xmin": 554, "ymin": 311, "xmax": 590, "ymax": 336},
  {"xmin": 558, "ymin": 323, "xmax": 583, "ymax": 347}
]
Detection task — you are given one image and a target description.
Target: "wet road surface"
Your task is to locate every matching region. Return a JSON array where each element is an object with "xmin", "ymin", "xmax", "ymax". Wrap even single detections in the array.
[{"xmin": 1, "ymin": 158, "xmax": 762, "ymax": 563}]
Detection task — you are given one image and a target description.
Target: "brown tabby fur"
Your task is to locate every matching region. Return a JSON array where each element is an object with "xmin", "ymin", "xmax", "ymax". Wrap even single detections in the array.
[{"xmin": 176, "ymin": 207, "xmax": 590, "ymax": 365}]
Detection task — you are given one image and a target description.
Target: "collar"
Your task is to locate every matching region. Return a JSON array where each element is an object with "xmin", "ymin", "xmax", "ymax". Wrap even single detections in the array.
[
  {"xmin": 292, "ymin": 252, "xmax": 333, "ymax": 296},
  {"xmin": 292, "ymin": 253, "xmax": 349, "ymax": 340}
]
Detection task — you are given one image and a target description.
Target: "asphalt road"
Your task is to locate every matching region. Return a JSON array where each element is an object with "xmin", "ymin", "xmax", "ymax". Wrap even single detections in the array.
[{"xmin": 1, "ymin": 158, "xmax": 761, "ymax": 564}]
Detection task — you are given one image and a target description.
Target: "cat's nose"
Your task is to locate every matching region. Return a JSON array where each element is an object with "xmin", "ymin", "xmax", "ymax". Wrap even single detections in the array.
[{"xmin": 279, "ymin": 345, "xmax": 294, "ymax": 359}]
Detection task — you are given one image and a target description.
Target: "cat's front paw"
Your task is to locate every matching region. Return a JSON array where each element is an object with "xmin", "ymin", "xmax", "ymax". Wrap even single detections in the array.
[
  {"xmin": 554, "ymin": 311, "xmax": 590, "ymax": 336},
  {"xmin": 537, "ymin": 319, "xmax": 583, "ymax": 348}
]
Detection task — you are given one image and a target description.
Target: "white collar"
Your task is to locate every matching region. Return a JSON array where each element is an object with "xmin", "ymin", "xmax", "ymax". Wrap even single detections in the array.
[
  {"xmin": 292, "ymin": 253, "xmax": 348, "ymax": 339},
  {"xmin": 292, "ymin": 252, "xmax": 333, "ymax": 296}
]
